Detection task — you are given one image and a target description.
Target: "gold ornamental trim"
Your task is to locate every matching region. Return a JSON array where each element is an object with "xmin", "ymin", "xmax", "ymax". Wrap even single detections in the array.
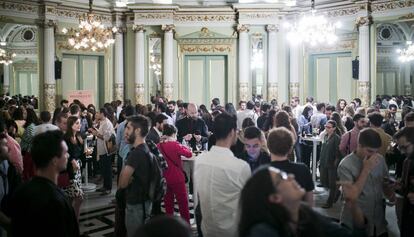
[{"xmin": 179, "ymin": 45, "xmax": 231, "ymax": 53}]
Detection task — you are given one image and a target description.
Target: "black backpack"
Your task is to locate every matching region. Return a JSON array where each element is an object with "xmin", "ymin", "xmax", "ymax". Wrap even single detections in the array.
[{"xmin": 146, "ymin": 151, "xmax": 167, "ymax": 203}]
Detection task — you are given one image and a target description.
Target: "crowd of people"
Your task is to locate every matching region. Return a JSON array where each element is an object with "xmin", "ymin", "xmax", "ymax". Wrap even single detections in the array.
[{"xmin": 0, "ymin": 93, "xmax": 413, "ymax": 237}]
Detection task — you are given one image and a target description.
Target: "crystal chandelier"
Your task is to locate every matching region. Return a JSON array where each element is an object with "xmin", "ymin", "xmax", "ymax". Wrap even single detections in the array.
[
  {"xmin": 284, "ymin": 0, "xmax": 341, "ymax": 46},
  {"xmin": 397, "ymin": 41, "xmax": 414, "ymax": 62},
  {"xmin": 61, "ymin": 0, "xmax": 117, "ymax": 51},
  {"xmin": 0, "ymin": 48, "xmax": 16, "ymax": 65}
]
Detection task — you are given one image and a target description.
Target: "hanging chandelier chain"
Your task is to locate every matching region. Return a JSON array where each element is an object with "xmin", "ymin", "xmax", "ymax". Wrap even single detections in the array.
[
  {"xmin": 311, "ymin": 0, "xmax": 315, "ymax": 11},
  {"xmin": 89, "ymin": 0, "xmax": 93, "ymax": 14}
]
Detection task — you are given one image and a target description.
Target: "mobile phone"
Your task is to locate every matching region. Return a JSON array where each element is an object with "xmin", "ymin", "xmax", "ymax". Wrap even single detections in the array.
[{"xmin": 383, "ymin": 177, "xmax": 396, "ymax": 184}]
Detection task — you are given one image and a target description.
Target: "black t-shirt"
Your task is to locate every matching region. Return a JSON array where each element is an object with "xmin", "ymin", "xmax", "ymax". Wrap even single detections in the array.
[
  {"xmin": 10, "ymin": 176, "xmax": 79, "ymax": 237},
  {"xmin": 125, "ymin": 143, "xmax": 151, "ymax": 204},
  {"xmin": 270, "ymin": 160, "xmax": 314, "ymax": 192}
]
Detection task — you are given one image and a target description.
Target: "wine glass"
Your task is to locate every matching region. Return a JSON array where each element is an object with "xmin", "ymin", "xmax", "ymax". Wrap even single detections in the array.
[{"xmin": 196, "ymin": 141, "xmax": 202, "ymax": 152}]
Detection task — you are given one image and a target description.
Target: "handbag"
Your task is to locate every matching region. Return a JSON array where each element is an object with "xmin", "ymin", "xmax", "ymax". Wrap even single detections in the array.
[
  {"xmin": 106, "ymin": 133, "xmax": 118, "ymax": 155},
  {"xmin": 159, "ymin": 143, "xmax": 189, "ymax": 183}
]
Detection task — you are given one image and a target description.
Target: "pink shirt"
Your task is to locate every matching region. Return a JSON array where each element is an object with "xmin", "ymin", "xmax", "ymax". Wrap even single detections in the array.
[{"xmin": 6, "ymin": 134, "xmax": 23, "ymax": 174}]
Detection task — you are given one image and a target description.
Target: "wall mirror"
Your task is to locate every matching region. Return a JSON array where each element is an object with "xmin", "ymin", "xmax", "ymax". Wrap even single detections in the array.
[
  {"xmin": 149, "ymin": 35, "xmax": 162, "ymax": 98},
  {"xmin": 0, "ymin": 22, "xmax": 39, "ymax": 100},
  {"xmin": 251, "ymin": 33, "xmax": 264, "ymax": 101},
  {"xmin": 376, "ymin": 20, "xmax": 414, "ymax": 98}
]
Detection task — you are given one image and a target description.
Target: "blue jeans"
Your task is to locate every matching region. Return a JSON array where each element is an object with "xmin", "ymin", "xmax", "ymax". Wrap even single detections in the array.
[{"xmin": 125, "ymin": 201, "xmax": 152, "ymax": 237}]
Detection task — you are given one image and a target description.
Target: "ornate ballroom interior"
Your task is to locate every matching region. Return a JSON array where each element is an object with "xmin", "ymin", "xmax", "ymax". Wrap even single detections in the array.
[{"xmin": 0, "ymin": 0, "xmax": 413, "ymax": 111}]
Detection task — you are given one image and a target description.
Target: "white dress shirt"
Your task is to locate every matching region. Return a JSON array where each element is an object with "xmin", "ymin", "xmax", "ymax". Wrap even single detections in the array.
[
  {"xmin": 236, "ymin": 109, "xmax": 258, "ymax": 130},
  {"xmin": 97, "ymin": 117, "xmax": 115, "ymax": 156},
  {"xmin": 194, "ymin": 146, "xmax": 251, "ymax": 237}
]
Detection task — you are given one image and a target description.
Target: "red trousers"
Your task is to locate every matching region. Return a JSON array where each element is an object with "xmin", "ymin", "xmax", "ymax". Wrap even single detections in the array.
[{"xmin": 164, "ymin": 181, "xmax": 190, "ymax": 224}]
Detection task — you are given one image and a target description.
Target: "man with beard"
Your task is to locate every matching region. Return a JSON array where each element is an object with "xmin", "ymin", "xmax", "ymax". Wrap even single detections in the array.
[
  {"xmin": 339, "ymin": 114, "xmax": 367, "ymax": 156},
  {"xmin": 394, "ymin": 127, "xmax": 414, "ymax": 237},
  {"xmin": 118, "ymin": 115, "xmax": 153, "ymax": 237},
  {"xmin": 10, "ymin": 130, "xmax": 79, "ymax": 237},
  {"xmin": 147, "ymin": 114, "xmax": 168, "ymax": 144},
  {"xmin": 166, "ymin": 101, "xmax": 177, "ymax": 124},
  {"xmin": 176, "ymin": 103, "xmax": 208, "ymax": 151}
]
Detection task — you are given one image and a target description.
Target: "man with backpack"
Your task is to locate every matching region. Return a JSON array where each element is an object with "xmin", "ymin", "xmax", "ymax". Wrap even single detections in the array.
[{"xmin": 118, "ymin": 115, "xmax": 165, "ymax": 237}]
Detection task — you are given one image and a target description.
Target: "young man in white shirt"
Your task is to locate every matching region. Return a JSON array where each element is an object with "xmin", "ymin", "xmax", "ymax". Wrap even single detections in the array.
[{"xmin": 194, "ymin": 112, "xmax": 251, "ymax": 237}]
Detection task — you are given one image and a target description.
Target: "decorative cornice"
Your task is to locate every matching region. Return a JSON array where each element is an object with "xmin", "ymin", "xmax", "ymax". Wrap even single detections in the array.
[
  {"xmin": 371, "ymin": 0, "xmax": 414, "ymax": 13},
  {"xmin": 178, "ymin": 38, "xmax": 234, "ymax": 45},
  {"xmin": 325, "ymin": 6, "xmax": 361, "ymax": 18},
  {"xmin": 239, "ymin": 12, "xmax": 279, "ymax": 21},
  {"xmin": 306, "ymin": 39, "xmax": 356, "ymax": 53},
  {"xmin": 266, "ymin": 24, "xmax": 279, "ymax": 33},
  {"xmin": 174, "ymin": 13, "xmax": 236, "ymax": 23},
  {"xmin": 0, "ymin": 1, "xmax": 38, "ymax": 14},
  {"xmin": 398, "ymin": 13, "xmax": 414, "ymax": 20},
  {"xmin": 135, "ymin": 12, "xmax": 174, "ymax": 20},
  {"xmin": 132, "ymin": 24, "xmax": 145, "ymax": 33},
  {"xmin": 162, "ymin": 24, "xmax": 175, "ymax": 32},
  {"xmin": 179, "ymin": 44, "xmax": 232, "ymax": 53},
  {"xmin": 13, "ymin": 62, "xmax": 37, "ymax": 72},
  {"xmin": 237, "ymin": 24, "xmax": 250, "ymax": 33}
]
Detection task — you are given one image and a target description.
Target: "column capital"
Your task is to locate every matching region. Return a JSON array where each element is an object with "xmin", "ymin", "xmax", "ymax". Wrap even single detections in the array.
[
  {"xmin": 115, "ymin": 27, "xmax": 127, "ymax": 34},
  {"xmin": 289, "ymin": 82, "xmax": 300, "ymax": 99},
  {"xmin": 44, "ymin": 83, "xmax": 56, "ymax": 113},
  {"xmin": 132, "ymin": 24, "xmax": 145, "ymax": 33},
  {"xmin": 236, "ymin": 24, "xmax": 250, "ymax": 33},
  {"xmin": 36, "ymin": 19, "xmax": 57, "ymax": 29},
  {"xmin": 161, "ymin": 24, "xmax": 175, "ymax": 33},
  {"xmin": 238, "ymin": 82, "xmax": 249, "ymax": 102},
  {"xmin": 135, "ymin": 83, "xmax": 145, "ymax": 105},
  {"xmin": 355, "ymin": 16, "xmax": 373, "ymax": 29},
  {"xmin": 266, "ymin": 24, "xmax": 279, "ymax": 33}
]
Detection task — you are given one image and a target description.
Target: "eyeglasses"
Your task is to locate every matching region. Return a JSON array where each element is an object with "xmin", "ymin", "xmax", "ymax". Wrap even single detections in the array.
[{"xmin": 268, "ymin": 167, "xmax": 288, "ymax": 186}]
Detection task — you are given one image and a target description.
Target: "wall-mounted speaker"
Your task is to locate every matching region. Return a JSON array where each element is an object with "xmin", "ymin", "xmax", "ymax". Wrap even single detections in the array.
[
  {"xmin": 352, "ymin": 57, "xmax": 359, "ymax": 80},
  {"xmin": 55, "ymin": 59, "xmax": 62, "ymax": 80}
]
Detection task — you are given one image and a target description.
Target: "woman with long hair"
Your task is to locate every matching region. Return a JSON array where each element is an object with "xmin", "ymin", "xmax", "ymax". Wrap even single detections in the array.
[
  {"xmin": 20, "ymin": 108, "xmax": 39, "ymax": 154},
  {"xmin": 342, "ymin": 105, "xmax": 355, "ymax": 131},
  {"xmin": 330, "ymin": 112, "xmax": 346, "ymax": 136},
  {"xmin": 225, "ymin": 102, "xmax": 238, "ymax": 117},
  {"xmin": 239, "ymin": 166, "xmax": 367, "ymax": 237},
  {"xmin": 274, "ymin": 111, "xmax": 297, "ymax": 161},
  {"xmin": 199, "ymin": 104, "xmax": 213, "ymax": 132},
  {"xmin": 12, "ymin": 106, "xmax": 26, "ymax": 143},
  {"xmin": 157, "ymin": 124, "xmax": 192, "ymax": 224},
  {"xmin": 64, "ymin": 116, "xmax": 90, "ymax": 219},
  {"xmin": 336, "ymin": 99, "xmax": 347, "ymax": 117}
]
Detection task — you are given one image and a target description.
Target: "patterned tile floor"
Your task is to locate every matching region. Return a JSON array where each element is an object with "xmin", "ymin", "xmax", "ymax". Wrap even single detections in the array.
[{"xmin": 79, "ymin": 184, "xmax": 399, "ymax": 237}]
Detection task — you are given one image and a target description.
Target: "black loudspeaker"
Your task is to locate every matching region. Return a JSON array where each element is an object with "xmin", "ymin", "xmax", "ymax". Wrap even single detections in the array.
[
  {"xmin": 352, "ymin": 56, "xmax": 359, "ymax": 80},
  {"xmin": 55, "ymin": 60, "xmax": 62, "ymax": 80}
]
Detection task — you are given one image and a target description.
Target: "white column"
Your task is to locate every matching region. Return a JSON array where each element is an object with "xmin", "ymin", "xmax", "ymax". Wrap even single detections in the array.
[
  {"xmin": 237, "ymin": 24, "xmax": 250, "ymax": 102},
  {"xmin": 405, "ymin": 64, "xmax": 411, "ymax": 95},
  {"xmin": 357, "ymin": 16, "xmax": 371, "ymax": 107},
  {"xmin": 133, "ymin": 25, "xmax": 145, "ymax": 104},
  {"xmin": 43, "ymin": 21, "xmax": 56, "ymax": 112},
  {"xmin": 162, "ymin": 24, "xmax": 174, "ymax": 100},
  {"xmin": 289, "ymin": 44, "xmax": 300, "ymax": 98},
  {"xmin": 267, "ymin": 24, "xmax": 278, "ymax": 101},
  {"xmin": 114, "ymin": 32, "xmax": 124, "ymax": 101},
  {"xmin": 3, "ymin": 64, "xmax": 10, "ymax": 94}
]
